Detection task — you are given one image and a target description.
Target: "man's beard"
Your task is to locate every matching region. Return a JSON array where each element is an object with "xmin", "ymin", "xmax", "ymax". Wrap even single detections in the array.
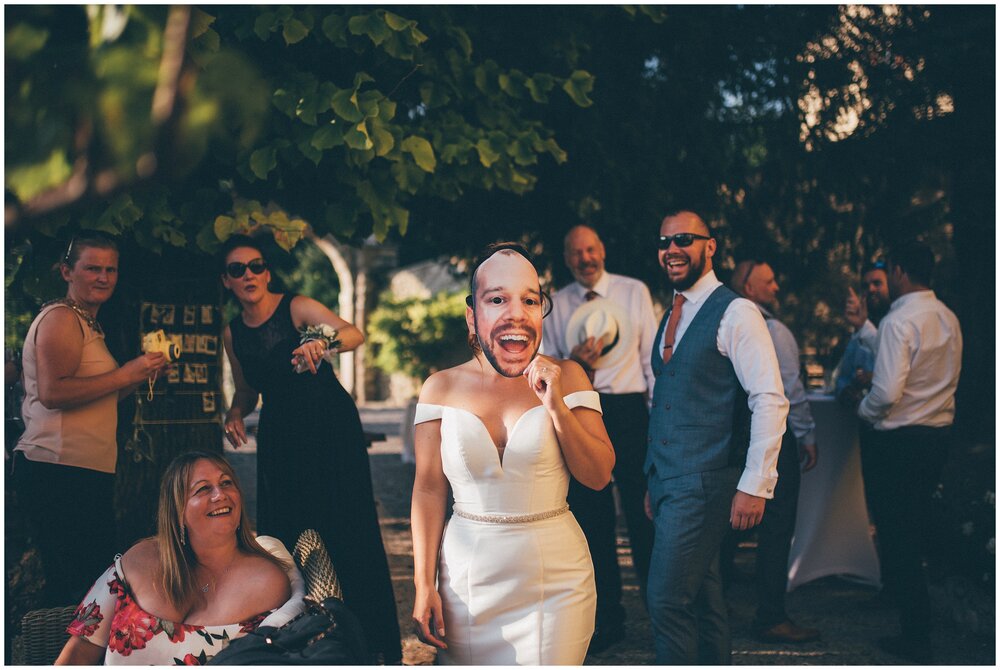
[
  {"xmin": 867, "ymin": 298, "xmax": 889, "ymax": 326},
  {"xmin": 663, "ymin": 246, "xmax": 707, "ymax": 292},
  {"xmin": 475, "ymin": 319, "xmax": 540, "ymax": 378}
]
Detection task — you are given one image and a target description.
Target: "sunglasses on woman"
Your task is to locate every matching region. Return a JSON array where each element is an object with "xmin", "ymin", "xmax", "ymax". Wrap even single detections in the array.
[
  {"xmin": 226, "ymin": 259, "xmax": 268, "ymax": 278},
  {"xmin": 657, "ymin": 233, "xmax": 712, "ymax": 250}
]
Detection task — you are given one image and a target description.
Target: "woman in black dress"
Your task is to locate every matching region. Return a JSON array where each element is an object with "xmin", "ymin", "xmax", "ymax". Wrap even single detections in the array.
[{"xmin": 219, "ymin": 235, "xmax": 401, "ymax": 663}]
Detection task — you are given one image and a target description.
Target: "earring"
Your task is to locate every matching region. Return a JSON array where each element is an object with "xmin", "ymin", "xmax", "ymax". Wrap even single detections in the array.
[{"xmin": 180, "ymin": 525, "xmax": 187, "ymax": 546}]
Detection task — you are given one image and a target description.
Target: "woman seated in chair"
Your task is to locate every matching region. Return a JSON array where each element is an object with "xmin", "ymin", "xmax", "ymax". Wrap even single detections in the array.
[{"xmin": 56, "ymin": 451, "xmax": 299, "ymax": 665}]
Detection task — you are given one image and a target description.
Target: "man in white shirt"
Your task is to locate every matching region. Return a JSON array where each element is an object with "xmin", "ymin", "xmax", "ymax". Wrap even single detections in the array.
[
  {"xmin": 542, "ymin": 224, "xmax": 657, "ymax": 653},
  {"xmin": 731, "ymin": 259, "xmax": 819, "ymax": 643},
  {"xmin": 857, "ymin": 242, "xmax": 962, "ymax": 663},
  {"xmin": 644, "ymin": 211, "xmax": 788, "ymax": 664}
]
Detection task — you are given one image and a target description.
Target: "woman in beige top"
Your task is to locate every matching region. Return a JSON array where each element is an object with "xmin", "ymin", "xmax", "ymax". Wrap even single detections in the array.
[{"xmin": 14, "ymin": 234, "xmax": 167, "ymax": 606}]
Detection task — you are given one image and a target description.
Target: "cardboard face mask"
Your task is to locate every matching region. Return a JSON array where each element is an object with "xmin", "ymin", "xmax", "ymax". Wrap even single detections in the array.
[{"xmin": 470, "ymin": 252, "xmax": 544, "ymax": 378}]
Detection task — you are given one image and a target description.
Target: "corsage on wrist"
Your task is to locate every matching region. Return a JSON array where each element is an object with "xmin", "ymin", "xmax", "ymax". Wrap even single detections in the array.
[{"xmin": 299, "ymin": 324, "xmax": 341, "ymax": 364}]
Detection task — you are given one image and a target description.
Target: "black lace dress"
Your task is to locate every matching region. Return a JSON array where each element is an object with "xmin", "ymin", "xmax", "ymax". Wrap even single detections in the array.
[{"xmin": 229, "ymin": 293, "xmax": 401, "ymax": 662}]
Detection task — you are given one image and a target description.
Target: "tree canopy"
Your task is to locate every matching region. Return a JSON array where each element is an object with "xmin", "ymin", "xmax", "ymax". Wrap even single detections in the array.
[{"xmin": 5, "ymin": 5, "xmax": 994, "ymax": 439}]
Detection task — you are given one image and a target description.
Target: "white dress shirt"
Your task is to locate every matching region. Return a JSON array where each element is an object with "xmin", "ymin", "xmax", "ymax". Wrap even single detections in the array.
[
  {"xmin": 858, "ymin": 290, "xmax": 962, "ymax": 430},
  {"xmin": 657, "ymin": 270, "xmax": 789, "ymax": 498},
  {"xmin": 543, "ymin": 271, "xmax": 657, "ymax": 397},
  {"xmin": 759, "ymin": 305, "xmax": 816, "ymax": 446}
]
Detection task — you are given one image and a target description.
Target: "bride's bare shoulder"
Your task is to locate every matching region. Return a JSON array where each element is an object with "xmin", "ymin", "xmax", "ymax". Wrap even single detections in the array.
[{"xmin": 419, "ymin": 361, "xmax": 479, "ymax": 405}]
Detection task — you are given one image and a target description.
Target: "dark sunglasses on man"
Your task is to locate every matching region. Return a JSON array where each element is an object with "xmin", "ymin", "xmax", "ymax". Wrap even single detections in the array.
[
  {"xmin": 657, "ymin": 233, "xmax": 712, "ymax": 250},
  {"xmin": 226, "ymin": 259, "xmax": 268, "ymax": 278}
]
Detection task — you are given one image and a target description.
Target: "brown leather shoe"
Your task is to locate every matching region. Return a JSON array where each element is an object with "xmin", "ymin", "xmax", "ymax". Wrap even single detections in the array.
[{"xmin": 755, "ymin": 620, "xmax": 821, "ymax": 643}]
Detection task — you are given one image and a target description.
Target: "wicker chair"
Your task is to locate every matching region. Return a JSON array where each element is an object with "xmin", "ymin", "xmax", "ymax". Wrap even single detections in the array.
[
  {"xmin": 10, "ymin": 604, "xmax": 76, "ymax": 665},
  {"xmin": 293, "ymin": 528, "xmax": 343, "ymax": 602}
]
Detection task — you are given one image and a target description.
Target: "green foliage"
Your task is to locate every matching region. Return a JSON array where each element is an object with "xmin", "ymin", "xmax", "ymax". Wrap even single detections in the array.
[
  {"xmin": 5, "ymin": 5, "xmax": 593, "ymax": 306},
  {"xmin": 367, "ymin": 290, "xmax": 468, "ymax": 380}
]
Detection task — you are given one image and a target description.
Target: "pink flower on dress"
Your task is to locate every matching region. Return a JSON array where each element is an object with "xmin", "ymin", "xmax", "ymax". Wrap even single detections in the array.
[
  {"xmin": 108, "ymin": 596, "xmax": 160, "ymax": 656},
  {"xmin": 239, "ymin": 612, "xmax": 268, "ymax": 634},
  {"xmin": 66, "ymin": 601, "xmax": 103, "ymax": 638},
  {"xmin": 161, "ymin": 619, "xmax": 203, "ymax": 644},
  {"xmin": 177, "ymin": 652, "xmax": 208, "ymax": 665}
]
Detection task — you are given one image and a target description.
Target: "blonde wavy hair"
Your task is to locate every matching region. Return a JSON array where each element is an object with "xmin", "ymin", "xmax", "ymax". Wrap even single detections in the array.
[{"xmin": 156, "ymin": 450, "xmax": 286, "ymax": 611}]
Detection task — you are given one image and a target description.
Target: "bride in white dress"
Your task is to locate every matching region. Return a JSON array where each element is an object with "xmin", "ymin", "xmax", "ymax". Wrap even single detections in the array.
[{"xmin": 411, "ymin": 244, "xmax": 615, "ymax": 665}]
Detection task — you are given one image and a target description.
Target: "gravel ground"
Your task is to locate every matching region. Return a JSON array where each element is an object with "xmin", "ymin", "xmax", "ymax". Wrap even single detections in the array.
[{"xmin": 227, "ymin": 407, "xmax": 994, "ymax": 665}]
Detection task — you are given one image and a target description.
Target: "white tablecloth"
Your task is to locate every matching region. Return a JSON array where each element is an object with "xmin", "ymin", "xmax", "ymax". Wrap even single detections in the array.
[{"xmin": 787, "ymin": 393, "xmax": 881, "ymax": 590}]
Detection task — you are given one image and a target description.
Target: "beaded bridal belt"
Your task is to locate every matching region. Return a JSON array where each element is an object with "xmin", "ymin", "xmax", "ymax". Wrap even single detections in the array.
[{"xmin": 452, "ymin": 504, "xmax": 570, "ymax": 524}]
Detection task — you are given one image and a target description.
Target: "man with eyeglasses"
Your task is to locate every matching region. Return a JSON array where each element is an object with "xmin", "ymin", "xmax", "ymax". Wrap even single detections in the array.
[
  {"xmin": 855, "ymin": 242, "xmax": 961, "ymax": 663},
  {"xmin": 643, "ymin": 210, "xmax": 788, "ymax": 664},
  {"xmin": 541, "ymin": 224, "xmax": 657, "ymax": 654},
  {"xmin": 730, "ymin": 258, "xmax": 820, "ymax": 644}
]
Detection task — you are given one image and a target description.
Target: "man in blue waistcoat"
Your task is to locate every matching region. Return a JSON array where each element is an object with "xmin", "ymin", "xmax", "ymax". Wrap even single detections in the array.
[{"xmin": 644, "ymin": 210, "xmax": 789, "ymax": 664}]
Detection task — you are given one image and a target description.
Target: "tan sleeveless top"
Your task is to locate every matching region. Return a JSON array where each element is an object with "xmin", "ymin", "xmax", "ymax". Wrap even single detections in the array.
[{"xmin": 15, "ymin": 303, "xmax": 120, "ymax": 473}]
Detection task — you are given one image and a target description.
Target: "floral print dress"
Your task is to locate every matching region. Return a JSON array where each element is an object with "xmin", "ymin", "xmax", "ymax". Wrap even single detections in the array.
[{"xmin": 67, "ymin": 557, "xmax": 273, "ymax": 665}]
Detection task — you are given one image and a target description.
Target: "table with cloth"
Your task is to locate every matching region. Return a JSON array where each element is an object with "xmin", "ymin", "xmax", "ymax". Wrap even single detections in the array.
[{"xmin": 787, "ymin": 392, "xmax": 882, "ymax": 590}]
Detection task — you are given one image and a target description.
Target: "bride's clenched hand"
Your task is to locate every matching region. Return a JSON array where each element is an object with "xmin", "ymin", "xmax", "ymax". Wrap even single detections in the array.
[
  {"xmin": 412, "ymin": 588, "xmax": 448, "ymax": 649},
  {"xmin": 523, "ymin": 355, "xmax": 564, "ymax": 413}
]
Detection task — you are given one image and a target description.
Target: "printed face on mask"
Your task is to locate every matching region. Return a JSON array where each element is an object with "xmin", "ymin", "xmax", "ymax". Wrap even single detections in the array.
[{"xmin": 467, "ymin": 251, "xmax": 544, "ymax": 377}]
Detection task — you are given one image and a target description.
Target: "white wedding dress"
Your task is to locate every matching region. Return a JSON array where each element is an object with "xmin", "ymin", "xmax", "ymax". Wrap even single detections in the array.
[{"xmin": 415, "ymin": 391, "xmax": 600, "ymax": 665}]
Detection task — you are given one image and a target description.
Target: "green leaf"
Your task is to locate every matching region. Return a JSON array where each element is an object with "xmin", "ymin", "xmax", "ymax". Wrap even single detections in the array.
[
  {"xmin": 283, "ymin": 18, "xmax": 309, "ymax": 44},
  {"xmin": 214, "ymin": 216, "xmax": 237, "ymax": 240},
  {"xmin": 295, "ymin": 91, "xmax": 319, "ymax": 125},
  {"xmin": 344, "ymin": 122, "xmax": 374, "ymax": 151},
  {"xmin": 526, "ymin": 74, "xmax": 555, "ymax": 103},
  {"xmin": 253, "ymin": 11, "xmax": 276, "ymax": 40},
  {"xmin": 358, "ymin": 90, "xmax": 381, "ymax": 118},
  {"xmin": 562, "ymin": 70, "xmax": 595, "ymax": 107},
  {"xmin": 420, "ymin": 81, "xmax": 451, "ymax": 109},
  {"xmin": 447, "ymin": 26, "xmax": 472, "ymax": 59},
  {"xmin": 321, "ymin": 13, "xmax": 347, "ymax": 43},
  {"xmin": 189, "ymin": 9, "xmax": 216, "ymax": 39},
  {"xmin": 6, "ymin": 23, "xmax": 50, "ymax": 61},
  {"xmin": 401, "ymin": 136, "xmax": 436, "ymax": 172},
  {"xmin": 389, "ymin": 205, "xmax": 410, "ymax": 236},
  {"xmin": 311, "ymin": 125, "xmax": 344, "ymax": 150},
  {"xmin": 508, "ymin": 134, "xmax": 538, "ymax": 166},
  {"xmin": 543, "ymin": 137, "xmax": 568, "ymax": 164},
  {"xmin": 354, "ymin": 71, "xmax": 375, "ymax": 88},
  {"xmin": 331, "ymin": 88, "xmax": 363, "ymax": 122},
  {"xmin": 6, "ymin": 149, "xmax": 73, "ymax": 202},
  {"xmin": 93, "ymin": 194, "xmax": 142, "ymax": 234},
  {"xmin": 369, "ymin": 119, "xmax": 395, "ymax": 156},
  {"xmin": 382, "ymin": 11, "xmax": 411, "ymax": 31},
  {"xmin": 250, "ymin": 147, "xmax": 277, "ymax": 180},
  {"xmin": 378, "ymin": 98, "xmax": 397, "ymax": 121},
  {"xmin": 271, "ymin": 89, "xmax": 295, "ymax": 119},
  {"xmin": 475, "ymin": 138, "xmax": 501, "ymax": 168},
  {"xmin": 391, "ymin": 161, "xmax": 424, "ymax": 194},
  {"xmin": 348, "ymin": 13, "xmax": 391, "ymax": 46}
]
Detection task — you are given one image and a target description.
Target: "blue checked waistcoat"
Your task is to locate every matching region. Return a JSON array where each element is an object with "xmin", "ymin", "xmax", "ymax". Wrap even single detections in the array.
[{"xmin": 644, "ymin": 284, "xmax": 751, "ymax": 481}]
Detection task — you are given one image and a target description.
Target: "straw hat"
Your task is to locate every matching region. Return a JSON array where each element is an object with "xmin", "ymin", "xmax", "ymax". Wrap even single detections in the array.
[{"xmin": 564, "ymin": 297, "xmax": 633, "ymax": 370}]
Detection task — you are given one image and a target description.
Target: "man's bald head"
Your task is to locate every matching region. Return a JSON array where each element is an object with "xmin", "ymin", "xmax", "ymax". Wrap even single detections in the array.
[
  {"xmin": 563, "ymin": 224, "xmax": 606, "ymax": 288},
  {"xmin": 660, "ymin": 210, "xmax": 710, "ymax": 237}
]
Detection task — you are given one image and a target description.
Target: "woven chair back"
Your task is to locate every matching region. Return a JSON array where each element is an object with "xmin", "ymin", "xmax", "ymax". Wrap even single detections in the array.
[{"xmin": 11, "ymin": 604, "xmax": 77, "ymax": 665}]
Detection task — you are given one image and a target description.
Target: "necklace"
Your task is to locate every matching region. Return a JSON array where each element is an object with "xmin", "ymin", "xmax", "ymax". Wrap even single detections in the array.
[
  {"xmin": 43, "ymin": 297, "xmax": 103, "ymax": 336},
  {"xmin": 197, "ymin": 552, "xmax": 238, "ymax": 595}
]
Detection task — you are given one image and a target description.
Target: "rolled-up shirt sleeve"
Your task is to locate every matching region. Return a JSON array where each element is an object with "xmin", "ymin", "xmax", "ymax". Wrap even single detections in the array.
[
  {"xmin": 858, "ymin": 318, "xmax": 912, "ymax": 424},
  {"xmin": 718, "ymin": 300, "xmax": 789, "ymax": 498}
]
